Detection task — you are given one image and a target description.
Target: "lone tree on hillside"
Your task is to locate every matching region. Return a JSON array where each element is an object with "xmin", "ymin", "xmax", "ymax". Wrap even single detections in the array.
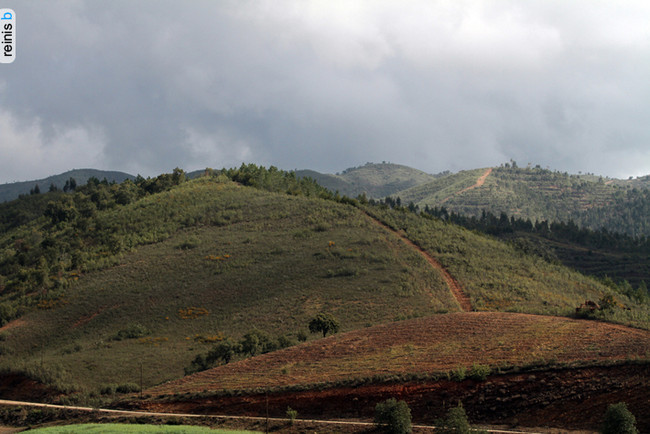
[{"xmin": 308, "ymin": 312, "xmax": 340, "ymax": 338}]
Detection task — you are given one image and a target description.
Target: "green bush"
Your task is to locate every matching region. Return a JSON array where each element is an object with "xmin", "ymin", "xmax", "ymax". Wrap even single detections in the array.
[
  {"xmin": 99, "ymin": 384, "xmax": 116, "ymax": 395},
  {"xmin": 374, "ymin": 398, "xmax": 412, "ymax": 434},
  {"xmin": 286, "ymin": 406, "xmax": 298, "ymax": 425},
  {"xmin": 469, "ymin": 363, "xmax": 491, "ymax": 381},
  {"xmin": 115, "ymin": 383, "xmax": 140, "ymax": 394},
  {"xmin": 435, "ymin": 402, "xmax": 471, "ymax": 434},
  {"xmin": 112, "ymin": 324, "xmax": 150, "ymax": 341},
  {"xmin": 602, "ymin": 402, "xmax": 638, "ymax": 434},
  {"xmin": 175, "ymin": 236, "xmax": 199, "ymax": 250},
  {"xmin": 450, "ymin": 366, "xmax": 467, "ymax": 381}
]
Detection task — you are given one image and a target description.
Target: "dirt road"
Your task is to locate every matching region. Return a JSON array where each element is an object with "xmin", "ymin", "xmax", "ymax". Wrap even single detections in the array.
[
  {"xmin": 364, "ymin": 212, "xmax": 472, "ymax": 311},
  {"xmin": 0, "ymin": 399, "xmax": 542, "ymax": 433},
  {"xmin": 441, "ymin": 167, "xmax": 492, "ymax": 204}
]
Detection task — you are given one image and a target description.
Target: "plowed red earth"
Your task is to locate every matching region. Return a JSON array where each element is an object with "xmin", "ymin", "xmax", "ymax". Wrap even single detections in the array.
[
  {"xmin": 139, "ymin": 312, "xmax": 650, "ymax": 431},
  {"xmin": 139, "ymin": 364, "xmax": 650, "ymax": 432},
  {"xmin": 148, "ymin": 312, "xmax": 650, "ymax": 395}
]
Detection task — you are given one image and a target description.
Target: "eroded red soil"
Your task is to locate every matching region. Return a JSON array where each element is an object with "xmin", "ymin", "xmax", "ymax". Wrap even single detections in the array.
[{"xmin": 137, "ymin": 364, "xmax": 650, "ymax": 432}]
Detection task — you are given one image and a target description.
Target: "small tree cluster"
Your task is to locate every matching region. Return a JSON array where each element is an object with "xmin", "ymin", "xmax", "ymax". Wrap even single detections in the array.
[{"xmin": 185, "ymin": 330, "xmax": 298, "ymax": 375}]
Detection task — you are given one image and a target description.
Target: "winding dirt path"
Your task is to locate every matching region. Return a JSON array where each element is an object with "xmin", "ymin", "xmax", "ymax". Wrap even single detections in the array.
[
  {"xmin": 441, "ymin": 167, "xmax": 492, "ymax": 204},
  {"xmin": 363, "ymin": 213, "xmax": 472, "ymax": 312}
]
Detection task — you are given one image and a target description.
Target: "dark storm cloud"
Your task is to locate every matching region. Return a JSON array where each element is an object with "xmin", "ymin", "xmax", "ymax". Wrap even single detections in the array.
[{"xmin": 1, "ymin": 0, "xmax": 649, "ymax": 183}]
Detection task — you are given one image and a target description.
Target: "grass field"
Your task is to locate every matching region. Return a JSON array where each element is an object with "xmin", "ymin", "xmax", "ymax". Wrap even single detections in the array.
[{"xmin": 29, "ymin": 424, "xmax": 258, "ymax": 433}]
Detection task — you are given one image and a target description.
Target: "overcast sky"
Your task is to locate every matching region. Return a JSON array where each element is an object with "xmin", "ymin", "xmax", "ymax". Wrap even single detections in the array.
[{"xmin": 1, "ymin": 0, "xmax": 650, "ymax": 183}]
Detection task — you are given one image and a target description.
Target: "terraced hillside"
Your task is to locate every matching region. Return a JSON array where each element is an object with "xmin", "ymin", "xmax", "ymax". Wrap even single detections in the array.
[{"xmin": 396, "ymin": 165, "xmax": 650, "ymax": 237}]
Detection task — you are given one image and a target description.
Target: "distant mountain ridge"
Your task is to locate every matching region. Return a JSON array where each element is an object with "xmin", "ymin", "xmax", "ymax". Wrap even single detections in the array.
[
  {"xmin": 0, "ymin": 169, "xmax": 135, "ymax": 203},
  {"xmin": 296, "ymin": 162, "xmax": 446, "ymax": 198},
  {"xmin": 4, "ymin": 163, "xmax": 649, "ymax": 237}
]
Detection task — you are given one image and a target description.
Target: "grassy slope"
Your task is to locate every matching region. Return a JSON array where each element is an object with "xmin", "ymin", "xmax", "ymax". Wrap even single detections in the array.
[
  {"xmin": 0, "ymin": 178, "xmax": 454, "ymax": 391},
  {"xmin": 365, "ymin": 207, "xmax": 650, "ymax": 329},
  {"xmin": 392, "ymin": 168, "xmax": 487, "ymax": 205},
  {"xmin": 148, "ymin": 312, "xmax": 650, "ymax": 394}
]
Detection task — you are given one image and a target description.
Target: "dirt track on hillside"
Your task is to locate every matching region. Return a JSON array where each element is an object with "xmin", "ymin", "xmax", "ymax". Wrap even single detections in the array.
[
  {"xmin": 441, "ymin": 167, "xmax": 492, "ymax": 204},
  {"xmin": 363, "ymin": 212, "xmax": 472, "ymax": 311}
]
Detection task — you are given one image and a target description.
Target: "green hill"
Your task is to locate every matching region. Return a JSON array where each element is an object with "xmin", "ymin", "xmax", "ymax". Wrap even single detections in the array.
[
  {"xmin": 0, "ymin": 165, "xmax": 646, "ymax": 400},
  {"xmin": 396, "ymin": 165, "xmax": 650, "ymax": 237},
  {"xmin": 0, "ymin": 169, "xmax": 135, "ymax": 203},
  {"xmin": 0, "ymin": 169, "xmax": 455, "ymax": 392},
  {"xmin": 296, "ymin": 162, "xmax": 442, "ymax": 198}
]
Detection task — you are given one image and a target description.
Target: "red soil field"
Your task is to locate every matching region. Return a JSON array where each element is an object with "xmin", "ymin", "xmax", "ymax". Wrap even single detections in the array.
[
  {"xmin": 137, "ymin": 312, "xmax": 650, "ymax": 432},
  {"xmin": 148, "ymin": 312, "xmax": 650, "ymax": 395}
]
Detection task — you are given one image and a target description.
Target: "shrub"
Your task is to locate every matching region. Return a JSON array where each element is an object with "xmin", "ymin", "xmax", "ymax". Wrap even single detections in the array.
[
  {"xmin": 286, "ymin": 407, "xmax": 298, "ymax": 425},
  {"xmin": 599, "ymin": 293, "xmax": 619, "ymax": 312},
  {"xmin": 450, "ymin": 366, "xmax": 467, "ymax": 381},
  {"xmin": 99, "ymin": 384, "xmax": 116, "ymax": 395},
  {"xmin": 175, "ymin": 236, "xmax": 199, "ymax": 250},
  {"xmin": 115, "ymin": 383, "xmax": 140, "ymax": 394},
  {"xmin": 374, "ymin": 398, "xmax": 412, "ymax": 434},
  {"xmin": 112, "ymin": 324, "xmax": 150, "ymax": 341},
  {"xmin": 469, "ymin": 363, "xmax": 491, "ymax": 381},
  {"xmin": 435, "ymin": 402, "xmax": 471, "ymax": 434},
  {"xmin": 602, "ymin": 402, "xmax": 638, "ymax": 434}
]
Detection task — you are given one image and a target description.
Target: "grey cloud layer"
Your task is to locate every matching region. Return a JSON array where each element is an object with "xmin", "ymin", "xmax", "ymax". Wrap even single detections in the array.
[{"xmin": 1, "ymin": 0, "xmax": 649, "ymax": 182}]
